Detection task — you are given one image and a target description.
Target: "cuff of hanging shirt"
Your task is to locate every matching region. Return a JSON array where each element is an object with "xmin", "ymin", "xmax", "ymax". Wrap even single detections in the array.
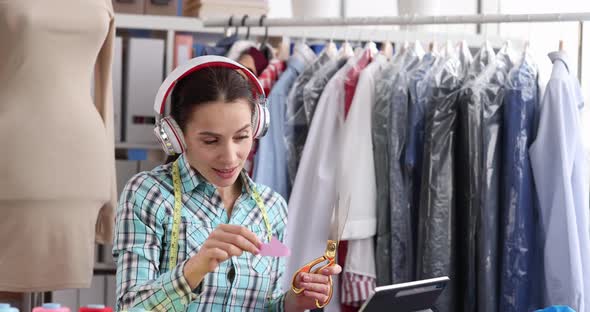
[
  {"xmin": 163, "ymin": 259, "xmax": 202, "ymax": 305},
  {"xmin": 269, "ymin": 292, "xmax": 287, "ymax": 312}
]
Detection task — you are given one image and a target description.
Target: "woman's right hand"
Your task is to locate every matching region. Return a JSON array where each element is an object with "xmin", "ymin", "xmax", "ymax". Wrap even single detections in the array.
[{"xmin": 183, "ymin": 224, "xmax": 262, "ymax": 288}]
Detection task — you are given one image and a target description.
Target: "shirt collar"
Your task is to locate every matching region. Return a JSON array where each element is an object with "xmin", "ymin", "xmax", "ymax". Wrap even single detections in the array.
[
  {"xmin": 176, "ymin": 153, "xmax": 258, "ymax": 197},
  {"xmin": 549, "ymin": 50, "xmax": 572, "ymax": 73},
  {"xmin": 177, "ymin": 153, "xmax": 207, "ymax": 194}
]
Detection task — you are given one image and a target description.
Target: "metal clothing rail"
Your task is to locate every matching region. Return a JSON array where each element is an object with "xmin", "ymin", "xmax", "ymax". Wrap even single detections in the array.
[{"xmin": 203, "ymin": 12, "xmax": 590, "ymax": 27}]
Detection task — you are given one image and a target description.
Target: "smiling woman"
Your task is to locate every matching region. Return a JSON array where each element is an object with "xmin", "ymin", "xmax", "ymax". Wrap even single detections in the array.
[{"xmin": 112, "ymin": 56, "xmax": 342, "ymax": 312}]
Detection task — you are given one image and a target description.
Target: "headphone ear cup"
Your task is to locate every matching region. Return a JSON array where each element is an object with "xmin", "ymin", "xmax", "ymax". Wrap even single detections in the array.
[
  {"xmin": 159, "ymin": 117, "xmax": 186, "ymax": 155},
  {"xmin": 253, "ymin": 102, "xmax": 270, "ymax": 138}
]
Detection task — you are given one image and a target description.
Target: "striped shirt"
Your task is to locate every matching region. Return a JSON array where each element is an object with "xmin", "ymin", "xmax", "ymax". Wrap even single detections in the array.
[{"xmin": 113, "ymin": 154, "xmax": 288, "ymax": 312}]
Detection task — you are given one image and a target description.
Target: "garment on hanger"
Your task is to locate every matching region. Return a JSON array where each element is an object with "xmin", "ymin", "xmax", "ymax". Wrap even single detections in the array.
[
  {"xmin": 477, "ymin": 45, "xmax": 514, "ymax": 312},
  {"xmin": 529, "ymin": 51, "xmax": 590, "ymax": 312},
  {"xmin": 455, "ymin": 42, "xmax": 497, "ymax": 312},
  {"xmin": 403, "ymin": 52, "xmax": 438, "ymax": 277},
  {"xmin": 284, "ymin": 49, "xmax": 332, "ymax": 187},
  {"xmin": 372, "ymin": 58, "xmax": 398, "ymax": 287},
  {"xmin": 244, "ymin": 58, "xmax": 287, "ymax": 176},
  {"xmin": 458, "ymin": 43, "xmax": 515, "ymax": 312},
  {"xmin": 417, "ymin": 42, "xmax": 472, "ymax": 312},
  {"xmin": 338, "ymin": 52, "xmax": 388, "ymax": 309},
  {"xmin": 343, "ymin": 42, "xmax": 378, "ymax": 117},
  {"xmin": 303, "ymin": 57, "xmax": 348, "ymax": 125},
  {"xmin": 500, "ymin": 48, "xmax": 542, "ymax": 312},
  {"xmin": 259, "ymin": 59, "xmax": 287, "ymax": 96},
  {"xmin": 388, "ymin": 42, "xmax": 424, "ymax": 285},
  {"xmin": 283, "ymin": 54, "xmax": 359, "ymax": 298},
  {"xmin": 0, "ymin": 0, "xmax": 117, "ymax": 291},
  {"xmin": 253, "ymin": 43, "xmax": 316, "ymax": 199}
]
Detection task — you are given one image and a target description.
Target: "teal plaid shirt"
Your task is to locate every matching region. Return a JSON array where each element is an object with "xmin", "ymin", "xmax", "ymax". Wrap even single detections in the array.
[{"xmin": 113, "ymin": 154, "xmax": 288, "ymax": 312}]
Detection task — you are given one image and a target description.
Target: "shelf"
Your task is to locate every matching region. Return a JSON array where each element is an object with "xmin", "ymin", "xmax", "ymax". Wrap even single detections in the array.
[
  {"xmin": 115, "ymin": 142, "xmax": 163, "ymax": 150},
  {"xmin": 115, "ymin": 13, "xmax": 221, "ymax": 33}
]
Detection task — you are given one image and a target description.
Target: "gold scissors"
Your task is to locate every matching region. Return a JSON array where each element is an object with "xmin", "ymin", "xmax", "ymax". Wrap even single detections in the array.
[{"xmin": 291, "ymin": 196, "xmax": 350, "ymax": 308}]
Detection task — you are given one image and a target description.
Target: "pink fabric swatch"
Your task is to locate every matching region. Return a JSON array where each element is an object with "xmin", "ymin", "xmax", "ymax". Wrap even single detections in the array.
[{"xmin": 259, "ymin": 236, "xmax": 291, "ymax": 257}]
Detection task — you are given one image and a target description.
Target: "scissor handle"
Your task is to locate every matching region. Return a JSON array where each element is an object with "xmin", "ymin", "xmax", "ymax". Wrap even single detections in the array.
[
  {"xmin": 291, "ymin": 256, "xmax": 336, "ymax": 308},
  {"xmin": 291, "ymin": 256, "xmax": 327, "ymax": 294}
]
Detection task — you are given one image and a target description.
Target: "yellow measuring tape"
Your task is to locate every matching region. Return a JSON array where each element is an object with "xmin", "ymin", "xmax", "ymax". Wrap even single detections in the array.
[{"xmin": 169, "ymin": 160, "xmax": 272, "ymax": 270}]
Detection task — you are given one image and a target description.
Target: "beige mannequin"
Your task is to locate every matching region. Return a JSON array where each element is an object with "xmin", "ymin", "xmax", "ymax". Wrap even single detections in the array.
[{"xmin": 0, "ymin": 0, "xmax": 117, "ymax": 301}]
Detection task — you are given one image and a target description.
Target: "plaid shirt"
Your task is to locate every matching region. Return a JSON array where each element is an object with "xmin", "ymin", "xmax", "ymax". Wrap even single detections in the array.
[
  {"xmin": 259, "ymin": 59, "xmax": 286, "ymax": 96},
  {"xmin": 113, "ymin": 154, "xmax": 288, "ymax": 312}
]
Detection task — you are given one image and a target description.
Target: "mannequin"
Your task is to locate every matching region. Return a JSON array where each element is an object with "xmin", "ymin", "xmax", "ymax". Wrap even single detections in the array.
[{"xmin": 0, "ymin": 0, "xmax": 117, "ymax": 302}]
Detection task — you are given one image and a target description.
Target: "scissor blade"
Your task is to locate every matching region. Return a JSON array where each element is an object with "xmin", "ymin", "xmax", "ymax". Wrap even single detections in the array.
[{"xmin": 327, "ymin": 195, "xmax": 350, "ymax": 241}]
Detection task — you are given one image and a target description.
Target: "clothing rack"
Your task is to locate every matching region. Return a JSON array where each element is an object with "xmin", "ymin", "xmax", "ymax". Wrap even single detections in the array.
[
  {"xmin": 203, "ymin": 12, "xmax": 587, "ymax": 81},
  {"xmin": 203, "ymin": 12, "xmax": 590, "ymax": 27}
]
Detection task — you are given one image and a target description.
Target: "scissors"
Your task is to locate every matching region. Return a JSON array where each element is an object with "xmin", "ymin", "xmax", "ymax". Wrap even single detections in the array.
[{"xmin": 291, "ymin": 195, "xmax": 350, "ymax": 308}]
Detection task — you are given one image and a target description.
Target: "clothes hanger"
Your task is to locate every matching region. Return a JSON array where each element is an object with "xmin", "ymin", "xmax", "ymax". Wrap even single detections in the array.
[
  {"xmin": 339, "ymin": 26, "xmax": 354, "ymax": 59},
  {"xmin": 241, "ymin": 15, "xmax": 250, "ymax": 40}
]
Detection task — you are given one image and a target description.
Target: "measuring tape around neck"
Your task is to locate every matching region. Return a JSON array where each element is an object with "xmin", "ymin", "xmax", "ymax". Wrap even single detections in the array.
[{"xmin": 169, "ymin": 160, "xmax": 272, "ymax": 270}]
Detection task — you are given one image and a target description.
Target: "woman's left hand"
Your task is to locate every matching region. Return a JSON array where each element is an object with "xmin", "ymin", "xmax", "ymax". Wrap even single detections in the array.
[{"xmin": 285, "ymin": 264, "xmax": 343, "ymax": 312}]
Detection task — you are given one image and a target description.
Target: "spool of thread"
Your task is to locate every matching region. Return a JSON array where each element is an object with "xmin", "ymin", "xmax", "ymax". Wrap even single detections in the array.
[
  {"xmin": 32, "ymin": 303, "xmax": 70, "ymax": 312},
  {"xmin": 79, "ymin": 304, "xmax": 113, "ymax": 312},
  {"xmin": 0, "ymin": 303, "xmax": 19, "ymax": 312}
]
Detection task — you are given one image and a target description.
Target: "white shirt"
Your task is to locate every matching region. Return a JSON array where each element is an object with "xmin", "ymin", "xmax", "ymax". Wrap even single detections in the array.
[
  {"xmin": 339, "ymin": 53, "xmax": 387, "ymax": 240},
  {"xmin": 283, "ymin": 55, "xmax": 359, "ymax": 310},
  {"xmin": 529, "ymin": 51, "xmax": 590, "ymax": 312}
]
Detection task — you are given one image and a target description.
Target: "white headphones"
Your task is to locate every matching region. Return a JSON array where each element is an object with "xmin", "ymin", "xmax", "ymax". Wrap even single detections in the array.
[{"xmin": 153, "ymin": 55, "xmax": 270, "ymax": 156}]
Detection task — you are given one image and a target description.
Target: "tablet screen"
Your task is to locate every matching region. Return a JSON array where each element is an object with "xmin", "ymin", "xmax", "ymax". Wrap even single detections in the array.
[{"xmin": 359, "ymin": 277, "xmax": 449, "ymax": 312}]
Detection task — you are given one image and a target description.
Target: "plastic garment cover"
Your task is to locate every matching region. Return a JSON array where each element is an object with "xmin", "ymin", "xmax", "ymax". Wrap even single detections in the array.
[
  {"xmin": 404, "ymin": 51, "xmax": 438, "ymax": 263},
  {"xmin": 303, "ymin": 57, "xmax": 348, "ymax": 125},
  {"xmin": 284, "ymin": 51, "xmax": 334, "ymax": 187},
  {"xmin": 417, "ymin": 41, "xmax": 471, "ymax": 312},
  {"xmin": 388, "ymin": 41, "xmax": 425, "ymax": 285},
  {"xmin": 458, "ymin": 42, "xmax": 515, "ymax": 312},
  {"xmin": 454, "ymin": 41, "xmax": 498, "ymax": 312},
  {"xmin": 373, "ymin": 61, "xmax": 396, "ymax": 287},
  {"xmin": 499, "ymin": 48, "xmax": 541, "ymax": 312},
  {"xmin": 373, "ymin": 49, "xmax": 403, "ymax": 287}
]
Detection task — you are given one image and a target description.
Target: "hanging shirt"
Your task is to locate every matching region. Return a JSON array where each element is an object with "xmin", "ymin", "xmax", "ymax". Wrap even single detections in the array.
[
  {"xmin": 343, "ymin": 43, "xmax": 377, "ymax": 118},
  {"xmin": 303, "ymin": 57, "xmax": 348, "ymax": 125},
  {"xmin": 455, "ymin": 43, "xmax": 497, "ymax": 312},
  {"xmin": 253, "ymin": 43, "xmax": 316, "ymax": 200},
  {"xmin": 113, "ymin": 154, "xmax": 288, "ymax": 312},
  {"xmin": 244, "ymin": 59, "xmax": 287, "ymax": 176},
  {"xmin": 387, "ymin": 43, "xmax": 425, "ymax": 285},
  {"xmin": 403, "ymin": 52, "xmax": 438, "ymax": 280},
  {"xmin": 283, "ymin": 54, "xmax": 360, "ymax": 306},
  {"xmin": 284, "ymin": 50, "xmax": 334, "ymax": 187},
  {"xmin": 259, "ymin": 59, "xmax": 287, "ymax": 96},
  {"xmin": 338, "ymin": 53, "xmax": 387, "ymax": 308},
  {"xmin": 500, "ymin": 50, "xmax": 542, "ymax": 312},
  {"xmin": 417, "ymin": 44, "xmax": 471, "ymax": 312},
  {"xmin": 529, "ymin": 51, "xmax": 590, "ymax": 312}
]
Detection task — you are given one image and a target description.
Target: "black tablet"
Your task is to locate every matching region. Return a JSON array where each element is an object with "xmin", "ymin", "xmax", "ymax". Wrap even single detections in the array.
[{"xmin": 358, "ymin": 276, "xmax": 450, "ymax": 312}]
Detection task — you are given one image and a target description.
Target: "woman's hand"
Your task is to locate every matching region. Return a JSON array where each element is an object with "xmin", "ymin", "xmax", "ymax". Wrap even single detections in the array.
[
  {"xmin": 183, "ymin": 224, "xmax": 262, "ymax": 288},
  {"xmin": 285, "ymin": 264, "xmax": 343, "ymax": 312}
]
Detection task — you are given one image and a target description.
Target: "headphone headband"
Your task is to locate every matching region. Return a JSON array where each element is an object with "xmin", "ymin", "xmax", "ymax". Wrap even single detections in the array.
[{"xmin": 153, "ymin": 55, "xmax": 266, "ymax": 116}]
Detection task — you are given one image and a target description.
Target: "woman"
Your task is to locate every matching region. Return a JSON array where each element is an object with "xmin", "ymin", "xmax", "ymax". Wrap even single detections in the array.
[{"xmin": 113, "ymin": 56, "xmax": 341, "ymax": 312}]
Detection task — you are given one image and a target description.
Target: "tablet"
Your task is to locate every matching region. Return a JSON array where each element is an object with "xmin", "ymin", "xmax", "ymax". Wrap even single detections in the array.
[{"xmin": 358, "ymin": 276, "xmax": 450, "ymax": 312}]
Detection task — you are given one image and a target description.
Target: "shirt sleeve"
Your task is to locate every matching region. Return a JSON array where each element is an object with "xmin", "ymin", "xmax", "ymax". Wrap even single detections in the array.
[{"xmin": 113, "ymin": 173, "xmax": 201, "ymax": 312}]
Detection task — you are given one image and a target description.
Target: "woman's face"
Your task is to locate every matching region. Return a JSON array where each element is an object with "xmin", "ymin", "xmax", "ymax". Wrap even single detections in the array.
[{"xmin": 183, "ymin": 99, "xmax": 253, "ymax": 188}]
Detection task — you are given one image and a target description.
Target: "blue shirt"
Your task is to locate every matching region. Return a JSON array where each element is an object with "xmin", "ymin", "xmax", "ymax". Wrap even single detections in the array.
[
  {"xmin": 113, "ymin": 154, "xmax": 288, "ymax": 312},
  {"xmin": 253, "ymin": 44, "xmax": 315, "ymax": 199},
  {"xmin": 529, "ymin": 51, "xmax": 590, "ymax": 312}
]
